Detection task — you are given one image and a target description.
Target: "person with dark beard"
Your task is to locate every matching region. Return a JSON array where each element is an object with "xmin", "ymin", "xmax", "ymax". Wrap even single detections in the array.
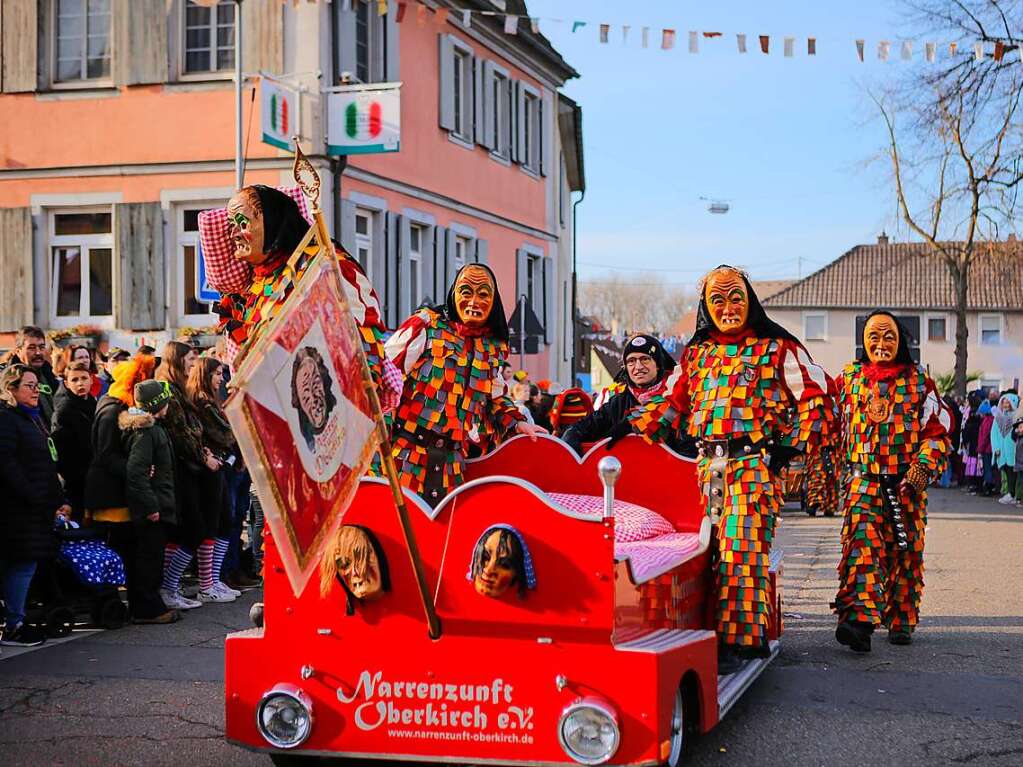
[
  {"xmin": 832, "ymin": 311, "xmax": 952, "ymax": 652},
  {"xmin": 620, "ymin": 266, "xmax": 835, "ymax": 674},
  {"xmin": 385, "ymin": 263, "xmax": 546, "ymax": 507},
  {"xmin": 563, "ymin": 334, "xmax": 694, "ymax": 456}
]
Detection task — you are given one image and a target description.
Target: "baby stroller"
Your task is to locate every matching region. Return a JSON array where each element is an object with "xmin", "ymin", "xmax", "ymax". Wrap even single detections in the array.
[{"xmin": 25, "ymin": 520, "xmax": 128, "ymax": 637}]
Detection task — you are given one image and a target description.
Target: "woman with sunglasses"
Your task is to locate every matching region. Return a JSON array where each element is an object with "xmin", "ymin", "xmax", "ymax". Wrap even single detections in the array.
[{"xmin": 0, "ymin": 365, "xmax": 70, "ymax": 647}]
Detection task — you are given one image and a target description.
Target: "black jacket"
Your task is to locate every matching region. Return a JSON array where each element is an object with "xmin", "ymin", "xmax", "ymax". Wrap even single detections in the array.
[
  {"xmin": 563, "ymin": 389, "xmax": 697, "ymax": 457},
  {"xmin": 7, "ymin": 356, "xmax": 59, "ymax": 424},
  {"xmin": 0, "ymin": 404, "xmax": 64, "ymax": 561},
  {"xmin": 51, "ymin": 384, "xmax": 96, "ymax": 514},
  {"xmin": 120, "ymin": 410, "xmax": 178, "ymax": 525},
  {"xmin": 84, "ymin": 395, "xmax": 129, "ymax": 510}
]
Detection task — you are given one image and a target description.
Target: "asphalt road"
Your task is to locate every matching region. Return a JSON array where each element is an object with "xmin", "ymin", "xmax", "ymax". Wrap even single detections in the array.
[{"xmin": 1, "ymin": 488, "xmax": 1020, "ymax": 767}]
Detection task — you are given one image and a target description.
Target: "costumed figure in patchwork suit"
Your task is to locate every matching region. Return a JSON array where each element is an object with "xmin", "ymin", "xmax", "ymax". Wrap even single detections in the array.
[
  {"xmin": 198, "ymin": 185, "xmax": 402, "ymax": 410},
  {"xmin": 803, "ymin": 396, "xmax": 840, "ymax": 517},
  {"xmin": 832, "ymin": 311, "xmax": 952, "ymax": 652},
  {"xmin": 384, "ymin": 263, "xmax": 546, "ymax": 507},
  {"xmin": 623, "ymin": 265, "xmax": 835, "ymax": 673}
]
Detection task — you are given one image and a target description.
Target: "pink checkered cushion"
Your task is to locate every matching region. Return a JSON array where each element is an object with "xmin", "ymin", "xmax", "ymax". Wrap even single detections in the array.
[
  {"xmin": 547, "ymin": 493, "xmax": 675, "ymax": 543},
  {"xmin": 616, "ymin": 532, "xmax": 705, "ymax": 583}
]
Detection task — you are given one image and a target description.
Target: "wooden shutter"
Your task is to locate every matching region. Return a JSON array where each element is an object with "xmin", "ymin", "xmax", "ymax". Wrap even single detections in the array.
[
  {"xmin": 244, "ymin": 1, "xmax": 283, "ymax": 76},
  {"xmin": 472, "ymin": 54, "xmax": 484, "ymax": 145},
  {"xmin": 385, "ymin": 211, "xmax": 400, "ymax": 328},
  {"xmin": 1, "ymin": 0, "xmax": 37, "ymax": 93},
  {"xmin": 370, "ymin": 212, "xmax": 387, "ymax": 307},
  {"xmin": 385, "ymin": 0, "xmax": 400, "ymax": 80},
  {"xmin": 432, "ymin": 225, "xmax": 447, "ymax": 304},
  {"xmin": 540, "ymin": 92, "xmax": 552, "ymax": 176},
  {"xmin": 515, "ymin": 248, "xmax": 528, "ymax": 302},
  {"xmin": 543, "ymin": 256, "xmax": 555, "ymax": 344},
  {"xmin": 397, "ymin": 215, "xmax": 411, "ymax": 321},
  {"xmin": 0, "ymin": 207, "xmax": 33, "ymax": 331},
  {"xmin": 115, "ymin": 203, "xmax": 166, "ymax": 331},
  {"xmin": 512, "ymin": 81, "xmax": 525, "ymax": 163},
  {"xmin": 438, "ymin": 35, "xmax": 455, "ymax": 130},
  {"xmin": 113, "ymin": 0, "xmax": 167, "ymax": 86},
  {"xmin": 338, "ymin": 199, "xmax": 357, "ymax": 258},
  {"xmin": 480, "ymin": 61, "xmax": 496, "ymax": 151},
  {"xmin": 336, "ymin": 3, "xmax": 357, "ymax": 77},
  {"xmin": 475, "ymin": 239, "xmax": 488, "ymax": 265},
  {"xmin": 445, "ymin": 229, "xmax": 458, "ymax": 289}
]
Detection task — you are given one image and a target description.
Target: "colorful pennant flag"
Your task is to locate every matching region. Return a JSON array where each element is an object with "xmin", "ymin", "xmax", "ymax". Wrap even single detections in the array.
[
  {"xmin": 759, "ymin": 35, "xmax": 769, "ymax": 54},
  {"xmin": 974, "ymin": 41, "xmax": 984, "ymax": 60},
  {"xmin": 572, "ymin": 21, "xmax": 587, "ymax": 33},
  {"xmin": 462, "ymin": 9, "xmax": 470, "ymax": 26},
  {"xmin": 642, "ymin": 27, "xmax": 650, "ymax": 48},
  {"xmin": 950, "ymin": 41, "xmax": 958, "ymax": 56},
  {"xmin": 504, "ymin": 14, "xmax": 519, "ymax": 34},
  {"xmin": 808, "ymin": 37, "xmax": 816, "ymax": 55},
  {"xmin": 600, "ymin": 23, "xmax": 609, "ymax": 43},
  {"xmin": 879, "ymin": 40, "xmax": 890, "ymax": 60},
  {"xmin": 689, "ymin": 31, "xmax": 699, "ymax": 53},
  {"xmin": 395, "ymin": 1, "xmax": 406, "ymax": 23},
  {"xmin": 662, "ymin": 29, "xmax": 676, "ymax": 50},
  {"xmin": 784, "ymin": 37, "xmax": 794, "ymax": 57},
  {"xmin": 856, "ymin": 39, "xmax": 865, "ymax": 61},
  {"xmin": 737, "ymin": 33, "xmax": 747, "ymax": 53},
  {"xmin": 995, "ymin": 41, "xmax": 1005, "ymax": 61},
  {"xmin": 901, "ymin": 40, "xmax": 912, "ymax": 59},
  {"xmin": 436, "ymin": 8, "xmax": 448, "ymax": 26},
  {"xmin": 377, "ymin": 0, "xmax": 387, "ymax": 16},
  {"xmin": 531, "ymin": 18, "xmax": 540, "ymax": 34},
  {"xmin": 704, "ymin": 32, "xmax": 722, "ymax": 38},
  {"xmin": 622, "ymin": 25, "xmax": 630, "ymax": 44},
  {"xmin": 926, "ymin": 42, "xmax": 936, "ymax": 62}
]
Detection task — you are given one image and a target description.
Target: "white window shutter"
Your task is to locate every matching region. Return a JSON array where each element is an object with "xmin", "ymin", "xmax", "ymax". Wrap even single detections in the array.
[
  {"xmin": 432, "ymin": 225, "xmax": 447, "ymax": 305},
  {"xmin": 370, "ymin": 214, "xmax": 387, "ymax": 309},
  {"xmin": 445, "ymin": 228, "xmax": 458, "ymax": 287},
  {"xmin": 514, "ymin": 81, "xmax": 526, "ymax": 163},
  {"xmin": 438, "ymin": 35, "xmax": 455, "ymax": 130},
  {"xmin": 543, "ymin": 256, "xmax": 555, "ymax": 344},
  {"xmin": 385, "ymin": 0, "xmax": 400, "ymax": 80},
  {"xmin": 338, "ymin": 199, "xmax": 357, "ymax": 258},
  {"xmin": 540, "ymin": 92, "xmax": 552, "ymax": 177},
  {"xmin": 481, "ymin": 61, "xmax": 496, "ymax": 151},
  {"xmin": 473, "ymin": 54, "xmax": 485, "ymax": 144},
  {"xmin": 475, "ymin": 239, "xmax": 489, "ymax": 265},
  {"xmin": 398, "ymin": 215, "xmax": 412, "ymax": 322},
  {"xmin": 385, "ymin": 211, "xmax": 400, "ymax": 328},
  {"xmin": 515, "ymin": 248, "xmax": 528, "ymax": 302},
  {"xmin": 337, "ymin": 3, "xmax": 357, "ymax": 77},
  {"xmin": 419, "ymin": 226, "xmax": 435, "ymax": 307}
]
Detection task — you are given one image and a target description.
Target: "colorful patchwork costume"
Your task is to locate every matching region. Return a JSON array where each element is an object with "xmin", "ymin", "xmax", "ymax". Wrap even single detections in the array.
[
  {"xmin": 832, "ymin": 312, "xmax": 951, "ymax": 646},
  {"xmin": 629, "ymin": 268, "xmax": 834, "ymax": 659},
  {"xmin": 804, "ymin": 445, "xmax": 840, "ymax": 516},
  {"xmin": 385, "ymin": 264, "xmax": 526, "ymax": 506},
  {"xmin": 199, "ymin": 185, "xmax": 401, "ymax": 408}
]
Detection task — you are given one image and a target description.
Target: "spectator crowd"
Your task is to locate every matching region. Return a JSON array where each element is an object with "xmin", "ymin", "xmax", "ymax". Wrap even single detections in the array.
[
  {"xmin": 0, "ymin": 326, "xmax": 261, "ymax": 648},
  {"xmin": 944, "ymin": 387, "xmax": 1023, "ymax": 506}
]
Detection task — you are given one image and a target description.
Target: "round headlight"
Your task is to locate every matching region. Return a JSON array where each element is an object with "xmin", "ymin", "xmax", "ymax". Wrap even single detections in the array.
[
  {"xmin": 558, "ymin": 698, "xmax": 620, "ymax": 765},
  {"xmin": 256, "ymin": 684, "xmax": 313, "ymax": 749}
]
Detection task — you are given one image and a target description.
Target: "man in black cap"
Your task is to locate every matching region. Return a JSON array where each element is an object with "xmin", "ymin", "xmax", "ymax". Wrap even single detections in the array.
[{"xmin": 563, "ymin": 334, "xmax": 693, "ymax": 456}]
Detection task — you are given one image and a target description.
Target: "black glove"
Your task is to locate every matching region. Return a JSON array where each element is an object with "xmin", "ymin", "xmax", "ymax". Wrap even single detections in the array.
[
  {"xmin": 768, "ymin": 445, "xmax": 800, "ymax": 474},
  {"xmin": 605, "ymin": 419, "xmax": 635, "ymax": 450}
]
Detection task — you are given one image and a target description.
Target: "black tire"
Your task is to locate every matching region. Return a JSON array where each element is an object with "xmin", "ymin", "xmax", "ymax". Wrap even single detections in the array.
[
  {"xmin": 92, "ymin": 596, "xmax": 128, "ymax": 630},
  {"xmin": 45, "ymin": 606, "xmax": 75, "ymax": 638},
  {"xmin": 269, "ymin": 755, "xmax": 352, "ymax": 766}
]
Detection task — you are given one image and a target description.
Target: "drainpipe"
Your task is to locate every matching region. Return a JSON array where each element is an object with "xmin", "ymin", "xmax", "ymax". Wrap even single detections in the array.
[{"xmin": 571, "ymin": 189, "xmax": 585, "ymax": 385}]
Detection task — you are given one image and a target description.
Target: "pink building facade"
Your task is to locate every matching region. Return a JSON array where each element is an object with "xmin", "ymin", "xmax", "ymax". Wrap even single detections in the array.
[{"xmin": 0, "ymin": 0, "xmax": 584, "ymax": 383}]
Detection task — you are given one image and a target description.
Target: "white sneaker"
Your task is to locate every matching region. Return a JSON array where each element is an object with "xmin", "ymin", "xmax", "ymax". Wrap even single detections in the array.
[
  {"xmin": 197, "ymin": 585, "xmax": 237, "ymax": 603},
  {"xmin": 998, "ymin": 493, "xmax": 1014, "ymax": 504},
  {"xmin": 216, "ymin": 581, "xmax": 242, "ymax": 597},
  {"xmin": 161, "ymin": 588, "xmax": 202, "ymax": 610}
]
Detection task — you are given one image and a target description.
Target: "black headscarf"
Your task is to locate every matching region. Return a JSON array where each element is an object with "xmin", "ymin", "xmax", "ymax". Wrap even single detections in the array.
[
  {"xmin": 441, "ymin": 263, "xmax": 509, "ymax": 342},
  {"xmin": 250, "ymin": 185, "xmax": 309, "ymax": 257},
  {"xmin": 856, "ymin": 310, "xmax": 915, "ymax": 365},
  {"xmin": 690, "ymin": 265, "xmax": 803, "ymax": 347},
  {"xmin": 615, "ymin": 334, "xmax": 676, "ymax": 384}
]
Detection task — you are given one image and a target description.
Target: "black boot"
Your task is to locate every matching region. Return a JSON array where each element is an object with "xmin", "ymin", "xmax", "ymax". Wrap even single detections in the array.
[
  {"xmin": 888, "ymin": 629, "xmax": 912, "ymax": 646},
  {"xmin": 717, "ymin": 645, "xmax": 744, "ymax": 676},
  {"xmin": 835, "ymin": 620, "xmax": 873, "ymax": 652},
  {"xmin": 737, "ymin": 643, "xmax": 771, "ymax": 660}
]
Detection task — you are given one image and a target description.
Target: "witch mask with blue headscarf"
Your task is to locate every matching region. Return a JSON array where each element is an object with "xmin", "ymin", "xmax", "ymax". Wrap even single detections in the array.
[{"xmin": 467, "ymin": 524, "xmax": 536, "ymax": 599}]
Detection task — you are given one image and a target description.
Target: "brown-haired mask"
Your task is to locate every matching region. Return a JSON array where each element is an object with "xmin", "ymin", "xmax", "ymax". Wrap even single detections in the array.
[{"xmin": 226, "ymin": 188, "xmax": 267, "ymax": 265}]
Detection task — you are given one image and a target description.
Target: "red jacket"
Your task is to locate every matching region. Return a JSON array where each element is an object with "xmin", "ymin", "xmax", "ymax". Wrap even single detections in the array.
[{"xmin": 978, "ymin": 414, "xmax": 994, "ymax": 454}]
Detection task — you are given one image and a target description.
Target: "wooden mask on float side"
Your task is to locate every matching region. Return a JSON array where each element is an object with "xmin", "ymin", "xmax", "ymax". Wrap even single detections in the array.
[{"xmin": 468, "ymin": 525, "xmax": 536, "ymax": 599}]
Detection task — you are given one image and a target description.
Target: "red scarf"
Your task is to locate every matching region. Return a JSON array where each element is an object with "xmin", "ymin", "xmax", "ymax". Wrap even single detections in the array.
[
  {"xmin": 451, "ymin": 321, "xmax": 489, "ymax": 338},
  {"xmin": 629, "ymin": 379, "xmax": 667, "ymax": 404},
  {"xmin": 862, "ymin": 361, "xmax": 910, "ymax": 384}
]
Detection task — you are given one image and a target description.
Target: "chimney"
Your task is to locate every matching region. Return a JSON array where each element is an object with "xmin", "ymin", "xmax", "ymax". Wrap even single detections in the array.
[{"xmin": 877, "ymin": 231, "xmax": 889, "ymax": 245}]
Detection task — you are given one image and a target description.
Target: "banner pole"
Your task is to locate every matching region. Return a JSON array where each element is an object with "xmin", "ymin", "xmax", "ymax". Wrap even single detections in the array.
[{"xmin": 292, "ymin": 140, "xmax": 441, "ymax": 639}]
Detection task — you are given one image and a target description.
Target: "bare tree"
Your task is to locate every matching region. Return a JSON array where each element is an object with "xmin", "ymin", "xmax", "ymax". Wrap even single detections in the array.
[
  {"xmin": 878, "ymin": 1, "xmax": 1023, "ymax": 395},
  {"xmin": 579, "ymin": 276, "xmax": 694, "ymax": 336}
]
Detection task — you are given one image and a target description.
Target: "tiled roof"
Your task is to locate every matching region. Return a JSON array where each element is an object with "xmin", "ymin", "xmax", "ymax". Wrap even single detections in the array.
[{"xmin": 764, "ymin": 240, "xmax": 1023, "ymax": 310}]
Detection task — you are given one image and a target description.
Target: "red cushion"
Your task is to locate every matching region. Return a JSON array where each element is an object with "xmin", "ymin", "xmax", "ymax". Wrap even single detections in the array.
[{"xmin": 547, "ymin": 493, "xmax": 675, "ymax": 542}]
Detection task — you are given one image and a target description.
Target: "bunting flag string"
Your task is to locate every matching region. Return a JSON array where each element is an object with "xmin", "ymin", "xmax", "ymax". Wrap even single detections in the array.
[{"xmin": 361, "ymin": 0, "xmax": 1020, "ymax": 66}]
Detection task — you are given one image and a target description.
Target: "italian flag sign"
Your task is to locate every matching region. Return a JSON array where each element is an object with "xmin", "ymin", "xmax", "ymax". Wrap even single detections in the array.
[{"xmin": 261, "ymin": 78, "xmax": 299, "ymax": 151}]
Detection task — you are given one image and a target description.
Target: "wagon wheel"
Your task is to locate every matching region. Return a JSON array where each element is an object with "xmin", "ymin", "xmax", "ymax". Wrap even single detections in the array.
[
  {"xmin": 45, "ymin": 606, "xmax": 75, "ymax": 638},
  {"xmin": 92, "ymin": 595, "xmax": 128, "ymax": 630}
]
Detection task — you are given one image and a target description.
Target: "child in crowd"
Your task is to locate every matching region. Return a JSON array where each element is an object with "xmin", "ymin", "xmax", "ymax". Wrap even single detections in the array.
[{"xmin": 51, "ymin": 361, "xmax": 96, "ymax": 521}]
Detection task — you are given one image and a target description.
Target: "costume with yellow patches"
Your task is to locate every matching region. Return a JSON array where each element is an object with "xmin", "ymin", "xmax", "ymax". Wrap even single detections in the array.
[
  {"xmin": 629, "ymin": 267, "xmax": 834, "ymax": 655},
  {"xmin": 804, "ymin": 446, "xmax": 839, "ymax": 516},
  {"xmin": 385, "ymin": 265, "xmax": 525, "ymax": 507},
  {"xmin": 832, "ymin": 359, "xmax": 951, "ymax": 636}
]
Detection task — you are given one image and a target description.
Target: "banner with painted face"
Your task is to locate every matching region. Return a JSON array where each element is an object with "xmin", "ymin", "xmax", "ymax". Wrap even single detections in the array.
[{"xmin": 226, "ymin": 251, "xmax": 381, "ymax": 597}]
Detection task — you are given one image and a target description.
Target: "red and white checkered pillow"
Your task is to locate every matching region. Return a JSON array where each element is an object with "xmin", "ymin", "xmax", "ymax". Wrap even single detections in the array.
[{"xmin": 547, "ymin": 493, "xmax": 675, "ymax": 543}]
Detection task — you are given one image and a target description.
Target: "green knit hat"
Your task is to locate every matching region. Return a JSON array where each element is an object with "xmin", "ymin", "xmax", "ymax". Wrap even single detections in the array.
[{"xmin": 134, "ymin": 379, "xmax": 173, "ymax": 413}]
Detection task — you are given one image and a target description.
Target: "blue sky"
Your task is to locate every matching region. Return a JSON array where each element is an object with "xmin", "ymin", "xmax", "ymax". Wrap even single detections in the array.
[{"xmin": 528, "ymin": 0, "xmax": 916, "ymax": 286}]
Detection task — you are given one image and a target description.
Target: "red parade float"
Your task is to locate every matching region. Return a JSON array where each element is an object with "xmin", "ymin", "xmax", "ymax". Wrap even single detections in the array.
[{"xmin": 224, "ymin": 433, "xmax": 784, "ymax": 766}]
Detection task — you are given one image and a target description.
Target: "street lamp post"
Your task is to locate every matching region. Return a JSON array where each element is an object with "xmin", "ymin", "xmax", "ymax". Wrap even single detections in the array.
[{"xmin": 234, "ymin": 0, "xmax": 244, "ymax": 189}]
